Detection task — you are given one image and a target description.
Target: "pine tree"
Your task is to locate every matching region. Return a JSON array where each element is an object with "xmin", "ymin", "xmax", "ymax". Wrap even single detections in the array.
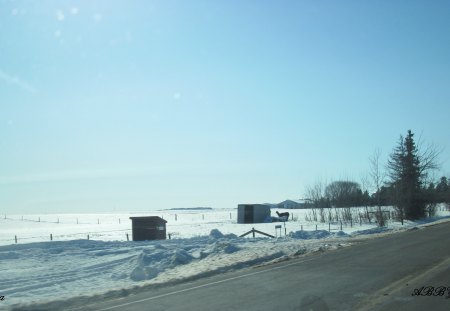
[
  {"xmin": 387, "ymin": 130, "xmax": 426, "ymax": 220},
  {"xmin": 436, "ymin": 176, "xmax": 449, "ymax": 203}
]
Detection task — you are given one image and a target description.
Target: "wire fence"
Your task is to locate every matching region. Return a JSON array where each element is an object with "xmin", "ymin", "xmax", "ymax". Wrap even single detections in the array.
[
  {"xmin": 0, "ymin": 217, "xmax": 380, "ymax": 245},
  {"xmin": 1, "ymin": 205, "xmax": 448, "ymax": 245},
  {"xmin": 0, "ymin": 229, "xmax": 133, "ymax": 244},
  {"xmin": 1, "ymin": 211, "xmax": 236, "ymax": 225}
]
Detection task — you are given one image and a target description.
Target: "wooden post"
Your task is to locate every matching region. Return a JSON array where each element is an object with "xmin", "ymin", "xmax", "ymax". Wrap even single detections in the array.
[
  {"xmin": 168, "ymin": 233, "xmax": 171, "ymax": 240},
  {"xmin": 240, "ymin": 228, "xmax": 275, "ymax": 239},
  {"xmin": 202, "ymin": 214, "xmax": 204, "ymax": 221},
  {"xmin": 301, "ymin": 225, "xmax": 303, "ymax": 231},
  {"xmin": 175, "ymin": 214, "xmax": 177, "ymax": 221},
  {"xmin": 57, "ymin": 218, "xmax": 59, "ymax": 224},
  {"xmin": 87, "ymin": 234, "xmax": 90, "ymax": 240},
  {"xmin": 38, "ymin": 217, "xmax": 40, "ymax": 222},
  {"xmin": 126, "ymin": 233, "xmax": 129, "ymax": 241},
  {"xmin": 328, "ymin": 223, "xmax": 331, "ymax": 232},
  {"xmin": 97, "ymin": 219, "xmax": 99, "ymax": 224},
  {"xmin": 230, "ymin": 213, "xmax": 232, "ymax": 220},
  {"xmin": 350, "ymin": 217, "xmax": 353, "ymax": 228},
  {"xmin": 15, "ymin": 235, "xmax": 17, "ymax": 244},
  {"xmin": 315, "ymin": 224, "xmax": 317, "ymax": 231},
  {"xmin": 119, "ymin": 218, "xmax": 121, "ymax": 224},
  {"xmin": 77, "ymin": 218, "xmax": 79, "ymax": 224},
  {"xmin": 50, "ymin": 234, "xmax": 53, "ymax": 241},
  {"xmin": 340, "ymin": 221, "xmax": 343, "ymax": 231}
]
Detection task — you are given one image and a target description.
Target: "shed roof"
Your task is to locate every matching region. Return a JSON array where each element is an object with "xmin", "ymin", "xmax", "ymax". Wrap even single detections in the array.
[{"xmin": 129, "ymin": 216, "xmax": 167, "ymax": 223}]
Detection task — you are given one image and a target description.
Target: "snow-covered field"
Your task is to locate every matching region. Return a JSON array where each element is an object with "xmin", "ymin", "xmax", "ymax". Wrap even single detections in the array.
[
  {"xmin": 1, "ymin": 207, "xmax": 449, "ymax": 309},
  {"xmin": 0, "ymin": 208, "xmax": 392, "ymax": 245}
]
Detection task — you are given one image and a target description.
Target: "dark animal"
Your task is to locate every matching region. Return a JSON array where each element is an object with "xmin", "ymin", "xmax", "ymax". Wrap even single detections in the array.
[{"xmin": 276, "ymin": 211, "xmax": 290, "ymax": 221}]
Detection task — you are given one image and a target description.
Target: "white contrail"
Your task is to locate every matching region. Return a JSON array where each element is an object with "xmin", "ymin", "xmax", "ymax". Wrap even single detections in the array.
[{"xmin": 0, "ymin": 69, "xmax": 37, "ymax": 93}]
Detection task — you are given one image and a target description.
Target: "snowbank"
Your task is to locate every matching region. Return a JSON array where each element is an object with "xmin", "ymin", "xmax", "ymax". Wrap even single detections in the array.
[
  {"xmin": 351, "ymin": 227, "xmax": 392, "ymax": 236},
  {"xmin": 289, "ymin": 230, "xmax": 349, "ymax": 239},
  {"xmin": 0, "ymin": 229, "xmax": 346, "ymax": 309}
]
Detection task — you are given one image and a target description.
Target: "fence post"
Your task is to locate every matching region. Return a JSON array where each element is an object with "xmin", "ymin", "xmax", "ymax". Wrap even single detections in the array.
[
  {"xmin": 350, "ymin": 217, "xmax": 353, "ymax": 228},
  {"xmin": 328, "ymin": 223, "xmax": 330, "ymax": 232},
  {"xmin": 50, "ymin": 234, "xmax": 53, "ymax": 241},
  {"xmin": 315, "ymin": 224, "xmax": 317, "ymax": 231},
  {"xmin": 301, "ymin": 225, "xmax": 303, "ymax": 231},
  {"xmin": 175, "ymin": 214, "xmax": 178, "ymax": 221},
  {"xmin": 168, "ymin": 233, "xmax": 171, "ymax": 240},
  {"xmin": 38, "ymin": 217, "xmax": 40, "ymax": 222},
  {"xmin": 87, "ymin": 234, "xmax": 90, "ymax": 240},
  {"xmin": 15, "ymin": 235, "xmax": 17, "ymax": 244},
  {"xmin": 126, "ymin": 233, "xmax": 129, "ymax": 241},
  {"xmin": 202, "ymin": 214, "xmax": 204, "ymax": 221},
  {"xmin": 230, "ymin": 213, "xmax": 232, "ymax": 220},
  {"xmin": 340, "ymin": 221, "xmax": 343, "ymax": 231},
  {"xmin": 252, "ymin": 227, "xmax": 255, "ymax": 238}
]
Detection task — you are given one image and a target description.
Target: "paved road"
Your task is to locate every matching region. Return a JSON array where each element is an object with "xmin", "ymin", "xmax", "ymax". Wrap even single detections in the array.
[{"xmin": 24, "ymin": 222, "xmax": 450, "ymax": 311}]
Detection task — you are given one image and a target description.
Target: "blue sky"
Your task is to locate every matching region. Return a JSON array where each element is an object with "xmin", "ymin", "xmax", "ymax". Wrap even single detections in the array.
[{"xmin": 1, "ymin": 0, "xmax": 450, "ymax": 213}]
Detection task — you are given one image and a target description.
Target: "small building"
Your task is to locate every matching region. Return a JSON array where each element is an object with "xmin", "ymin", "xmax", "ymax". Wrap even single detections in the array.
[
  {"xmin": 237, "ymin": 204, "xmax": 271, "ymax": 224},
  {"xmin": 129, "ymin": 216, "xmax": 167, "ymax": 241}
]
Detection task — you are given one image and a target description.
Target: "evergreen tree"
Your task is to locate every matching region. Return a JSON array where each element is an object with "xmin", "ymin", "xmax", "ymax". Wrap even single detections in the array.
[
  {"xmin": 387, "ymin": 130, "xmax": 427, "ymax": 220},
  {"xmin": 436, "ymin": 176, "xmax": 449, "ymax": 203}
]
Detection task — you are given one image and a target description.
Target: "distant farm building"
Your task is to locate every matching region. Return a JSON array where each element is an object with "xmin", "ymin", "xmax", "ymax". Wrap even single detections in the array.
[
  {"xmin": 129, "ymin": 216, "xmax": 167, "ymax": 241},
  {"xmin": 277, "ymin": 199, "xmax": 313, "ymax": 209},
  {"xmin": 237, "ymin": 204, "xmax": 271, "ymax": 224}
]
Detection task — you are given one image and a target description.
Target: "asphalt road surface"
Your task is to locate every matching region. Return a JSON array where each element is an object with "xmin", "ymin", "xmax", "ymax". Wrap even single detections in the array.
[{"xmin": 23, "ymin": 222, "xmax": 450, "ymax": 311}]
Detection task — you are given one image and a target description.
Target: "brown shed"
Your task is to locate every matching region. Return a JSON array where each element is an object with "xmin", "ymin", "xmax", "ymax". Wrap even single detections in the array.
[{"xmin": 129, "ymin": 216, "xmax": 167, "ymax": 241}]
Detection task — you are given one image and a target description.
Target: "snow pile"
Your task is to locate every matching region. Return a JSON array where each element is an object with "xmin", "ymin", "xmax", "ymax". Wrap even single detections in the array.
[
  {"xmin": 351, "ymin": 227, "xmax": 392, "ymax": 236},
  {"xmin": 288, "ymin": 230, "xmax": 349, "ymax": 239},
  {"xmin": 208, "ymin": 228, "xmax": 237, "ymax": 240},
  {"xmin": 2, "ymin": 229, "xmax": 341, "ymax": 309}
]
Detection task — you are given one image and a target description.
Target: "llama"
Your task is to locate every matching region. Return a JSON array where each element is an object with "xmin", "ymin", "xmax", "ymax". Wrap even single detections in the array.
[{"xmin": 276, "ymin": 211, "xmax": 290, "ymax": 221}]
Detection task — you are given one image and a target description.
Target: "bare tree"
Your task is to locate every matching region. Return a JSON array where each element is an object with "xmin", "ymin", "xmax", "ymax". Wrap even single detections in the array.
[
  {"xmin": 360, "ymin": 174, "xmax": 372, "ymax": 224},
  {"xmin": 304, "ymin": 179, "xmax": 328, "ymax": 222},
  {"xmin": 324, "ymin": 180, "xmax": 363, "ymax": 207},
  {"xmin": 369, "ymin": 148, "xmax": 387, "ymax": 226}
]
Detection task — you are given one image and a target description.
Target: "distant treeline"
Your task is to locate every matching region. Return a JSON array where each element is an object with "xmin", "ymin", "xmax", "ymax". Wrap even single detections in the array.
[
  {"xmin": 305, "ymin": 178, "xmax": 450, "ymax": 209},
  {"xmin": 305, "ymin": 130, "xmax": 449, "ymax": 223}
]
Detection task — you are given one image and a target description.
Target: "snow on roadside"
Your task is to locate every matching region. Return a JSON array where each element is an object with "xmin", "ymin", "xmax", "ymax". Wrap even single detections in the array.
[
  {"xmin": 0, "ymin": 230, "xmax": 348, "ymax": 309},
  {"xmin": 1, "ymin": 211, "xmax": 450, "ymax": 309}
]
